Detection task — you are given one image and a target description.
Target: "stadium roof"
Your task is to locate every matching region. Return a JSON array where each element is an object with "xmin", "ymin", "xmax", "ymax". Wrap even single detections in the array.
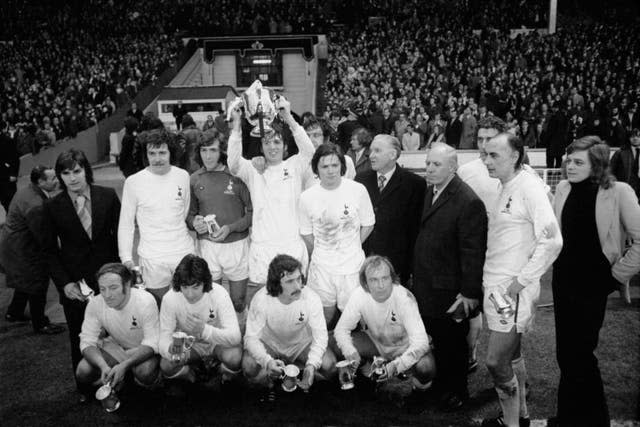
[{"xmin": 157, "ymin": 85, "xmax": 238, "ymax": 101}]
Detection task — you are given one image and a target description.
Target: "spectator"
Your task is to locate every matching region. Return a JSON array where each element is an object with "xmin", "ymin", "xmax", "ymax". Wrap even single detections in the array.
[
  {"xmin": 426, "ymin": 124, "xmax": 445, "ymax": 148},
  {"xmin": 402, "ymin": 123, "xmax": 421, "ymax": 151},
  {"xmin": 118, "ymin": 117, "xmax": 141, "ymax": 178},
  {"xmin": 173, "ymin": 101, "xmax": 187, "ymax": 131},
  {"xmin": 610, "ymin": 128, "xmax": 640, "ymax": 200},
  {"xmin": 0, "ymin": 125, "xmax": 19, "ymax": 212},
  {"xmin": 445, "ymin": 109, "xmax": 463, "ymax": 148},
  {"xmin": 346, "ymin": 127, "xmax": 373, "ymax": 175},
  {"xmin": 126, "ymin": 102, "xmax": 144, "ymax": 123},
  {"xmin": 202, "ymin": 115, "xmax": 216, "ymax": 132}
]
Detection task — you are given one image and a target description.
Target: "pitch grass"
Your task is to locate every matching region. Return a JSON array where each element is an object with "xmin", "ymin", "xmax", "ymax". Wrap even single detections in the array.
[{"xmin": 0, "ymin": 271, "xmax": 638, "ymax": 427}]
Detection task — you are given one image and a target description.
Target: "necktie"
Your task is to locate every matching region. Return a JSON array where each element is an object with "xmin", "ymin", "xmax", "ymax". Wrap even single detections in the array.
[
  {"xmin": 378, "ymin": 175, "xmax": 386, "ymax": 191},
  {"xmin": 432, "ymin": 188, "xmax": 439, "ymax": 205},
  {"xmin": 75, "ymin": 195, "xmax": 92, "ymax": 238}
]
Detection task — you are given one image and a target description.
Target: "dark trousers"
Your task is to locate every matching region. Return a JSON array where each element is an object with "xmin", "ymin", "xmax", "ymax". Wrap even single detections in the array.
[
  {"xmin": 7, "ymin": 289, "xmax": 48, "ymax": 330},
  {"xmin": 62, "ymin": 298, "xmax": 88, "ymax": 390},
  {"xmin": 547, "ymin": 154, "xmax": 563, "ymax": 168},
  {"xmin": 553, "ymin": 279, "xmax": 610, "ymax": 427},
  {"xmin": 0, "ymin": 181, "xmax": 17, "ymax": 212},
  {"xmin": 423, "ymin": 315, "xmax": 470, "ymax": 397}
]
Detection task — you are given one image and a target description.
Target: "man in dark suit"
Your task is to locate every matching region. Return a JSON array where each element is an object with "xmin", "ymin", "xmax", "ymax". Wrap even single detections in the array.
[
  {"xmin": 621, "ymin": 104, "xmax": 639, "ymax": 133},
  {"xmin": 0, "ymin": 125, "xmax": 20, "ymax": 212},
  {"xmin": 0, "ymin": 166, "xmax": 64, "ymax": 334},
  {"xmin": 173, "ymin": 101, "xmax": 187, "ymax": 130},
  {"xmin": 413, "ymin": 143, "xmax": 487, "ymax": 412},
  {"xmin": 610, "ymin": 127, "xmax": 640, "ymax": 200},
  {"xmin": 41, "ymin": 149, "xmax": 121, "ymax": 401},
  {"xmin": 355, "ymin": 134, "xmax": 426, "ymax": 286}
]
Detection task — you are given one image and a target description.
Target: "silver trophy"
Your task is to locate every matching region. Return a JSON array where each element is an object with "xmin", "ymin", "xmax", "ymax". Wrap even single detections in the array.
[{"xmin": 227, "ymin": 80, "xmax": 278, "ymax": 137}]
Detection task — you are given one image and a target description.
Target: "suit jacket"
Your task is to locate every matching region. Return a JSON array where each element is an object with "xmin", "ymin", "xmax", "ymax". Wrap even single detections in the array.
[
  {"xmin": 0, "ymin": 184, "xmax": 48, "ymax": 292},
  {"xmin": 347, "ymin": 148, "xmax": 372, "ymax": 175},
  {"xmin": 553, "ymin": 180, "xmax": 640, "ymax": 285},
  {"xmin": 42, "ymin": 185, "xmax": 121, "ymax": 302},
  {"xmin": 610, "ymin": 146, "xmax": 640, "ymax": 199},
  {"xmin": 0, "ymin": 133, "xmax": 19, "ymax": 182},
  {"xmin": 621, "ymin": 111, "xmax": 639, "ymax": 132},
  {"xmin": 356, "ymin": 166, "xmax": 426, "ymax": 284},
  {"xmin": 412, "ymin": 176, "xmax": 487, "ymax": 318}
]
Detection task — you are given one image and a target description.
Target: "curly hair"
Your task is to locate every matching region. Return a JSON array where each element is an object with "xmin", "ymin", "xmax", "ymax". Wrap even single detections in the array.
[
  {"xmin": 351, "ymin": 127, "xmax": 373, "ymax": 149},
  {"xmin": 477, "ymin": 115, "xmax": 508, "ymax": 133},
  {"xmin": 138, "ymin": 128, "xmax": 180, "ymax": 166},
  {"xmin": 266, "ymin": 254, "xmax": 303, "ymax": 297}
]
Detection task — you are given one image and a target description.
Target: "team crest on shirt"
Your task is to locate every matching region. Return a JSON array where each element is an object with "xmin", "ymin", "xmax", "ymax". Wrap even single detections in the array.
[
  {"xmin": 298, "ymin": 311, "xmax": 305, "ymax": 322},
  {"xmin": 224, "ymin": 179, "xmax": 235, "ymax": 195},
  {"xmin": 501, "ymin": 196, "xmax": 513, "ymax": 215},
  {"xmin": 283, "ymin": 168, "xmax": 291, "ymax": 180},
  {"xmin": 208, "ymin": 308, "xmax": 216, "ymax": 321},
  {"xmin": 130, "ymin": 316, "xmax": 141, "ymax": 330},
  {"xmin": 391, "ymin": 311, "xmax": 397, "ymax": 322},
  {"xmin": 176, "ymin": 186, "xmax": 183, "ymax": 200}
]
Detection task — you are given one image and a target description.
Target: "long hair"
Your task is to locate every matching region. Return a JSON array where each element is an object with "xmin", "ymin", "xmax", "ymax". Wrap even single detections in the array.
[
  {"xmin": 266, "ymin": 255, "xmax": 303, "ymax": 297},
  {"xmin": 565, "ymin": 135, "xmax": 615, "ymax": 189},
  {"xmin": 351, "ymin": 127, "xmax": 373, "ymax": 149},
  {"xmin": 138, "ymin": 128, "xmax": 179, "ymax": 166},
  {"xmin": 172, "ymin": 254, "xmax": 213, "ymax": 293},
  {"xmin": 311, "ymin": 143, "xmax": 346, "ymax": 176},
  {"xmin": 195, "ymin": 128, "xmax": 228, "ymax": 167},
  {"xmin": 54, "ymin": 149, "xmax": 94, "ymax": 191}
]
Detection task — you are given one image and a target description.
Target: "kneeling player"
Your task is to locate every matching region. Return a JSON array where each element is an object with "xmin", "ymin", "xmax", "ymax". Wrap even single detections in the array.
[
  {"xmin": 243, "ymin": 254, "xmax": 337, "ymax": 392},
  {"xmin": 159, "ymin": 254, "xmax": 242, "ymax": 386},
  {"xmin": 334, "ymin": 256, "xmax": 435, "ymax": 389},
  {"xmin": 76, "ymin": 263, "xmax": 160, "ymax": 397}
]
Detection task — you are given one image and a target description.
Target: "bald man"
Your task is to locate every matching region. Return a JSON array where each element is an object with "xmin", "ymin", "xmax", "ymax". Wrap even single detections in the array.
[{"xmin": 413, "ymin": 143, "xmax": 487, "ymax": 412}]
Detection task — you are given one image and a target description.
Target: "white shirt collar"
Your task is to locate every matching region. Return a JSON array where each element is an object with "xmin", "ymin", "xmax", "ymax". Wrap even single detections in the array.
[
  {"xmin": 377, "ymin": 165, "xmax": 397, "ymax": 183},
  {"xmin": 433, "ymin": 175, "xmax": 454, "ymax": 198}
]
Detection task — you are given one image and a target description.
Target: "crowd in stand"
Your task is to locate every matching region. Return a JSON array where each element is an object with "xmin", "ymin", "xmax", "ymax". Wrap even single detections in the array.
[
  {"xmin": 0, "ymin": 0, "xmax": 340, "ymax": 156},
  {"xmin": 323, "ymin": 1, "xmax": 640, "ymax": 165},
  {"xmin": 0, "ymin": 0, "xmax": 180, "ymax": 155},
  {"xmin": 2, "ymin": 0, "xmax": 640, "ymax": 165}
]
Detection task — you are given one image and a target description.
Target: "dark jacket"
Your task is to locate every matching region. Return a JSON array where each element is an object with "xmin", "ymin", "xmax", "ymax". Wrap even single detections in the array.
[
  {"xmin": 118, "ymin": 134, "xmax": 140, "ymax": 178},
  {"xmin": 41, "ymin": 185, "xmax": 121, "ymax": 302},
  {"xmin": 610, "ymin": 146, "xmax": 640, "ymax": 200},
  {"xmin": 0, "ymin": 184, "xmax": 49, "ymax": 293},
  {"xmin": 0, "ymin": 133, "xmax": 19, "ymax": 182},
  {"xmin": 445, "ymin": 118, "xmax": 463, "ymax": 148},
  {"xmin": 356, "ymin": 166, "xmax": 426, "ymax": 285},
  {"xmin": 347, "ymin": 148, "xmax": 372, "ymax": 175},
  {"xmin": 413, "ymin": 176, "xmax": 487, "ymax": 318},
  {"xmin": 544, "ymin": 110, "xmax": 569, "ymax": 157}
]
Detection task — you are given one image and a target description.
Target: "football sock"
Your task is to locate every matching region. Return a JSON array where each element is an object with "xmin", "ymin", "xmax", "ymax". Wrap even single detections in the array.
[{"xmin": 495, "ymin": 375, "xmax": 520, "ymax": 427}]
